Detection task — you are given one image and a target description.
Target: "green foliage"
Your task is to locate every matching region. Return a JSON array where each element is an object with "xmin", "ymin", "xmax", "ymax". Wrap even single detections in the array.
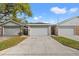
[
  {"xmin": 11, "ymin": 16, "xmax": 21, "ymax": 23},
  {"xmin": 0, "ymin": 3, "xmax": 32, "ymax": 23}
]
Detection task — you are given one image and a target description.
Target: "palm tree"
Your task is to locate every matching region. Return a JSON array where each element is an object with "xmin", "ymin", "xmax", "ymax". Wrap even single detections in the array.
[{"xmin": 0, "ymin": 3, "xmax": 32, "ymax": 23}]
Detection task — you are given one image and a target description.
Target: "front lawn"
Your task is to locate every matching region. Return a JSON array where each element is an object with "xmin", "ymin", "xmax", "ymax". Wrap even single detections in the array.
[
  {"xmin": 52, "ymin": 36, "xmax": 79, "ymax": 50},
  {"xmin": 0, "ymin": 36, "xmax": 26, "ymax": 51}
]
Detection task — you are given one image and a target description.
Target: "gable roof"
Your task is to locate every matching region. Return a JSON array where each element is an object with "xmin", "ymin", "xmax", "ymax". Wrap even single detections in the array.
[
  {"xmin": 57, "ymin": 16, "xmax": 79, "ymax": 26},
  {"xmin": 0, "ymin": 20, "xmax": 23, "ymax": 26}
]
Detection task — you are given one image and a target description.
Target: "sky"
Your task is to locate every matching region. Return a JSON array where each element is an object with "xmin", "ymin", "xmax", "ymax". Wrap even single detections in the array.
[{"xmin": 19, "ymin": 3, "xmax": 79, "ymax": 24}]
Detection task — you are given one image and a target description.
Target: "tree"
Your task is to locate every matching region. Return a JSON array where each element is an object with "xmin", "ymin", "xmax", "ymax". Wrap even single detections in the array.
[{"xmin": 0, "ymin": 3, "xmax": 32, "ymax": 23}]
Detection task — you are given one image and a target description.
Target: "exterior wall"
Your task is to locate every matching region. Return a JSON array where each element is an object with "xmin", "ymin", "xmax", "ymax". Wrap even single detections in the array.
[
  {"xmin": 48, "ymin": 25, "xmax": 51, "ymax": 35},
  {"xmin": 0, "ymin": 26, "xmax": 3, "ymax": 36},
  {"xmin": 3, "ymin": 22, "xmax": 20, "ymax": 26},
  {"xmin": 51, "ymin": 25, "xmax": 57, "ymax": 35},
  {"xmin": 58, "ymin": 26, "xmax": 74, "ymax": 36},
  {"xmin": 74, "ymin": 26, "xmax": 79, "ymax": 35}
]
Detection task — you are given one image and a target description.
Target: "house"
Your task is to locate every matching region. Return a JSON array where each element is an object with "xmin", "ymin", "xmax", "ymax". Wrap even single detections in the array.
[
  {"xmin": 0, "ymin": 20, "xmax": 24, "ymax": 36},
  {"xmin": 0, "ymin": 20, "xmax": 53, "ymax": 36},
  {"xmin": 57, "ymin": 16, "xmax": 79, "ymax": 40},
  {"xmin": 27, "ymin": 23, "xmax": 51, "ymax": 36}
]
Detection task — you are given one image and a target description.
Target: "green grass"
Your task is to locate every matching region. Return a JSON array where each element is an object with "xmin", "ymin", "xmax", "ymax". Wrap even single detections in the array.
[
  {"xmin": 0, "ymin": 36, "xmax": 26, "ymax": 51},
  {"xmin": 52, "ymin": 36, "xmax": 79, "ymax": 50}
]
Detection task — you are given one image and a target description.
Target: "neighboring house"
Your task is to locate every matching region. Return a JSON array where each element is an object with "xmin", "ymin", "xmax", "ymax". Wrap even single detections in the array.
[
  {"xmin": 0, "ymin": 20, "xmax": 23, "ymax": 36},
  {"xmin": 57, "ymin": 16, "xmax": 79, "ymax": 40},
  {"xmin": 27, "ymin": 23, "xmax": 51, "ymax": 36}
]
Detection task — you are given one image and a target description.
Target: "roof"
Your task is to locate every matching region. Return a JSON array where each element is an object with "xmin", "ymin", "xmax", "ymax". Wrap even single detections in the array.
[
  {"xmin": 0, "ymin": 20, "xmax": 23, "ymax": 26},
  {"xmin": 26, "ymin": 23, "xmax": 51, "ymax": 26},
  {"xmin": 29, "ymin": 22, "xmax": 49, "ymax": 24},
  {"xmin": 57, "ymin": 16, "xmax": 79, "ymax": 26}
]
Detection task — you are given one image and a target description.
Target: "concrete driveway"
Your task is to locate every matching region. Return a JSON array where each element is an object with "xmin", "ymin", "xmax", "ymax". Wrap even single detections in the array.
[{"xmin": 0, "ymin": 36, "xmax": 79, "ymax": 56}]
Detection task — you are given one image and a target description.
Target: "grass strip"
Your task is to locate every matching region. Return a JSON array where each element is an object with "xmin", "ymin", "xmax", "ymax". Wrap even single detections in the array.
[
  {"xmin": 52, "ymin": 36, "xmax": 79, "ymax": 50},
  {"xmin": 0, "ymin": 36, "xmax": 26, "ymax": 51}
]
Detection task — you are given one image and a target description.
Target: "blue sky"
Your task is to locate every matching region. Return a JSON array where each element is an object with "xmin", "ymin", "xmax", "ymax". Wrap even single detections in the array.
[{"xmin": 19, "ymin": 3, "xmax": 79, "ymax": 24}]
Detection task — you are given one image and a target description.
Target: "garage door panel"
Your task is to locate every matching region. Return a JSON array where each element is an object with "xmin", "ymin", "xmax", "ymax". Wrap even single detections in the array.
[
  {"xmin": 58, "ymin": 26, "xmax": 74, "ymax": 36},
  {"xmin": 4, "ymin": 28, "xmax": 20, "ymax": 36},
  {"xmin": 30, "ymin": 27, "xmax": 48, "ymax": 36}
]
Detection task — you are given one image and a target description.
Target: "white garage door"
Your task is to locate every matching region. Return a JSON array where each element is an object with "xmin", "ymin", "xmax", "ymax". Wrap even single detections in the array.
[
  {"xmin": 58, "ymin": 26, "xmax": 74, "ymax": 36},
  {"xmin": 4, "ymin": 27, "xmax": 20, "ymax": 36},
  {"xmin": 29, "ymin": 27, "xmax": 49, "ymax": 36}
]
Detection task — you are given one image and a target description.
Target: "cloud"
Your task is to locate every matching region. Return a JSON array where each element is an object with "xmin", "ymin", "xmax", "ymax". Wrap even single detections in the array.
[
  {"xmin": 32, "ymin": 16, "xmax": 43, "ymax": 22},
  {"xmin": 33, "ymin": 17, "xmax": 38, "ymax": 20},
  {"xmin": 50, "ymin": 7, "xmax": 67, "ymax": 14},
  {"xmin": 69, "ymin": 8, "xmax": 78, "ymax": 13},
  {"xmin": 28, "ymin": 15, "xmax": 57, "ymax": 24},
  {"xmin": 50, "ymin": 7, "xmax": 79, "ymax": 14},
  {"xmin": 33, "ymin": 16, "xmax": 42, "ymax": 20},
  {"xmin": 32, "ymin": 16, "xmax": 56, "ymax": 24}
]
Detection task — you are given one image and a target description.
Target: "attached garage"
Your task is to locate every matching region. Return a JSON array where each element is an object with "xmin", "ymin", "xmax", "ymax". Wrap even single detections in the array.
[
  {"xmin": 57, "ymin": 16, "xmax": 79, "ymax": 40},
  {"xmin": 0, "ymin": 20, "xmax": 23, "ymax": 36},
  {"xmin": 28, "ymin": 24, "xmax": 51, "ymax": 36}
]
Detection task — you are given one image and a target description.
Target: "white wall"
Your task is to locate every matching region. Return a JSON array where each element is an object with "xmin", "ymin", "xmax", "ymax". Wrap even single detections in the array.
[{"xmin": 4, "ymin": 22, "xmax": 20, "ymax": 26}]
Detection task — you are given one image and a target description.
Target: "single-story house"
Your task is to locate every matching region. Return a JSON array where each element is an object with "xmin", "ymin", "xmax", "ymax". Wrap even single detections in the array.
[
  {"xmin": 57, "ymin": 16, "xmax": 79, "ymax": 40},
  {"xmin": 2, "ymin": 16, "xmax": 79, "ymax": 37},
  {"xmin": 0, "ymin": 20, "xmax": 23, "ymax": 36},
  {"xmin": 0, "ymin": 20, "xmax": 55, "ymax": 36}
]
